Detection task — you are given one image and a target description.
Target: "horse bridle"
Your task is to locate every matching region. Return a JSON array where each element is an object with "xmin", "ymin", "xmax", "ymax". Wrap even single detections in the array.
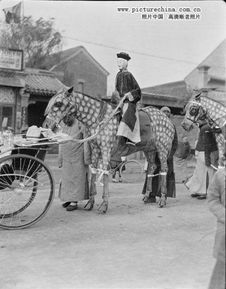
[
  {"xmin": 46, "ymin": 90, "xmax": 77, "ymax": 129},
  {"xmin": 186, "ymin": 100, "xmax": 226, "ymax": 132},
  {"xmin": 186, "ymin": 101, "xmax": 207, "ymax": 123}
]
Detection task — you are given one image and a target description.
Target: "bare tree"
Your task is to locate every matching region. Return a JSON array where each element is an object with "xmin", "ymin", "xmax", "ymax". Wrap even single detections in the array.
[{"xmin": 0, "ymin": 16, "xmax": 63, "ymax": 69}]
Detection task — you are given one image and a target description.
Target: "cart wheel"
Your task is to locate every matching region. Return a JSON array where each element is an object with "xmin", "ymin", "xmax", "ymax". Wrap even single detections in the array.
[
  {"xmin": 0, "ymin": 154, "xmax": 54, "ymax": 230},
  {"xmin": 119, "ymin": 160, "xmax": 145, "ymax": 183}
]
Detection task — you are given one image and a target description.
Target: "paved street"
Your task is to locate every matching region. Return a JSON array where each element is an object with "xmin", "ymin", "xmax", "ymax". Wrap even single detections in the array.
[{"xmin": 0, "ymin": 154, "xmax": 217, "ymax": 289}]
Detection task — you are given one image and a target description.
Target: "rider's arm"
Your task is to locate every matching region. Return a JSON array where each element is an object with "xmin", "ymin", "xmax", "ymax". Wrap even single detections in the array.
[{"xmin": 127, "ymin": 73, "xmax": 141, "ymax": 103}]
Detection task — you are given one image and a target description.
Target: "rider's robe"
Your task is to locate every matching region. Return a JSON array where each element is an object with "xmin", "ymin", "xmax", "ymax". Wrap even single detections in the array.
[{"xmin": 115, "ymin": 69, "xmax": 141, "ymax": 143}]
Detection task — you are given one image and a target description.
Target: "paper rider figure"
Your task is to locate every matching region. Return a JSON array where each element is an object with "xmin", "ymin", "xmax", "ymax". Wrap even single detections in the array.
[{"xmin": 113, "ymin": 52, "xmax": 141, "ymax": 146}]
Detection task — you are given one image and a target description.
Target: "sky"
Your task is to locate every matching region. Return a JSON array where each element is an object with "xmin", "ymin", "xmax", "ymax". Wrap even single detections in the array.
[{"xmin": 0, "ymin": 0, "xmax": 226, "ymax": 95}]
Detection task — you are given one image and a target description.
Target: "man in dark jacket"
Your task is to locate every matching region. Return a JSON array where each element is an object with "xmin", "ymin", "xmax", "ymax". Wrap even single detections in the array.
[
  {"xmin": 185, "ymin": 121, "xmax": 219, "ymax": 199},
  {"xmin": 113, "ymin": 52, "xmax": 141, "ymax": 146}
]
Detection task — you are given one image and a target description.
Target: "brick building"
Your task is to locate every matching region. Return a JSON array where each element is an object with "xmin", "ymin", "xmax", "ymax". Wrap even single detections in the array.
[
  {"xmin": 44, "ymin": 46, "xmax": 109, "ymax": 99},
  {"xmin": 141, "ymin": 39, "xmax": 226, "ymax": 147},
  {"xmin": 141, "ymin": 39, "xmax": 226, "ymax": 111},
  {"xmin": 185, "ymin": 39, "xmax": 226, "ymax": 92}
]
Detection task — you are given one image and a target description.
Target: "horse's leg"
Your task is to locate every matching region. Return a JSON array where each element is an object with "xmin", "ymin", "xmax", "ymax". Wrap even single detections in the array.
[
  {"xmin": 143, "ymin": 152, "xmax": 157, "ymax": 203},
  {"xmin": 216, "ymin": 134, "xmax": 224, "ymax": 166},
  {"xmin": 84, "ymin": 168, "xmax": 96, "ymax": 210},
  {"xmin": 84, "ymin": 146, "xmax": 100, "ymax": 210},
  {"xmin": 98, "ymin": 172, "xmax": 109, "ymax": 213},
  {"xmin": 112, "ymin": 170, "xmax": 116, "ymax": 180},
  {"xmin": 97, "ymin": 145, "xmax": 111, "ymax": 213},
  {"xmin": 118, "ymin": 167, "xmax": 122, "ymax": 183},
  {"xmin": 158, "ymin": 151, "xmax": 168, "ymax": 208}
]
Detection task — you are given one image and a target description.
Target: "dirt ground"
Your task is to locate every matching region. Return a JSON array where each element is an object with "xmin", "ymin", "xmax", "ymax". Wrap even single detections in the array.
[{"xmin": 0, "ymin": 154, "xmax": 217, "ymax": 289}]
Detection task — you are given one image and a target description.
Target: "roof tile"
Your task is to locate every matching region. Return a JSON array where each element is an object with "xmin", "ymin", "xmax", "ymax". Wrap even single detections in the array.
[{"xmin": 24, "ymin": 68, "xmax": 65, "ymax": 96}]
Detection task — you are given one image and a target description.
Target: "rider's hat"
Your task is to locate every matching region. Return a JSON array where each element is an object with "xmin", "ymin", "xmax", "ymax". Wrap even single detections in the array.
[{"xmin": 117, "ymin": 52, "xmax": 131, "ymax": 61}]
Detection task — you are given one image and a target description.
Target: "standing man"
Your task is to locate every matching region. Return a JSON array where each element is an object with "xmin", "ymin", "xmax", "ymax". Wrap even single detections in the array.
[
  {"xmin": 58, "ymin": 116, "xmax": 90, "ymax": 211},
  {"xmin": 160, "ymin": 106, "xmax": 171, "ymax": 118},
  {"xmin": 113, "ymin": 52, "xmax": 141, "ymax": 146},
  {"xmin": 185, "ymin": 121, "xmax": 218, "ymax": 200},
  {"xmin": 207, "ymin": 126, "xmax": 225, "ymax": 289}
]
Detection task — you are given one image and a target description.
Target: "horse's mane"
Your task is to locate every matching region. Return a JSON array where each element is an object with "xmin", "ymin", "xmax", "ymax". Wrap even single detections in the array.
[
  {"xmin": 73, "ymin": 90, "xmax": 104, "ymax": 103},
  {"xmin": 184, "ymin": 89, "xmax": 226, "ymax": 110},
  {"xmin": 45, "ymin": 88, "xmax": 109, "ymax": 116},
  {"xmin": 44, "ymin": 89, "xmax": 65, "ymax": 115},
  {"xmin": 193, "ymin": 89, "xmax": 226, "ymax": 106},
  {"xmin": 202, "ymin": 94, "xmax": 226, "ymax": 108}
]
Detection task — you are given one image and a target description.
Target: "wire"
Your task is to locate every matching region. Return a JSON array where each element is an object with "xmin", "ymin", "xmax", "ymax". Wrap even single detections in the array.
[
  {"xmin": 62, "ymin": 34, "xmax": 226, "ymax": 69},
  {"xmin": 63, "ymin": 35, "xmax": 196, "ymax": 65}
]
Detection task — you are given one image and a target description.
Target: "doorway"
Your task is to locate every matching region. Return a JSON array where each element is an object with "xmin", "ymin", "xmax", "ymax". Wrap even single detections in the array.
[{"xmin": 28, "ymin": 101, "xmax": 48, "ymax": 127}]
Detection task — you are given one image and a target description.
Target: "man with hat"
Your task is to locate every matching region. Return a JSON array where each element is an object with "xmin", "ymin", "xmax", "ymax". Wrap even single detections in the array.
[
  {"xmin": 112, "ymin": 52, "xmax": 141, "ymax": 146},
  {"xmin": 160, "ymin": 106, "xmax": 171, "ymax": 118}
]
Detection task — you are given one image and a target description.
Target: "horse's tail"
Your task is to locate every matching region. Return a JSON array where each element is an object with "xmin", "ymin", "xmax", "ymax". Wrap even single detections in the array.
[{"xmin": 170, "ymin": 126, "xmax": 178, "ymax": 157}]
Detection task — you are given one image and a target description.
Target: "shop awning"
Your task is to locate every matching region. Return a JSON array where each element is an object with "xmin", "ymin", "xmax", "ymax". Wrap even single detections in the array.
[{"xmin": 24, "ymin": 68, "xmax": 65, "ymax": 96}]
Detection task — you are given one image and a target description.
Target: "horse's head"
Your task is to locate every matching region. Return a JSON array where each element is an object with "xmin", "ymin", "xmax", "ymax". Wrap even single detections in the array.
[
  {"xmin": 43, "ymin": 87, "xmax": 76, "ymax": 131},
  {"xmin": 181, "ymin": 92, "xmax": 207, "ymax": 131}
]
